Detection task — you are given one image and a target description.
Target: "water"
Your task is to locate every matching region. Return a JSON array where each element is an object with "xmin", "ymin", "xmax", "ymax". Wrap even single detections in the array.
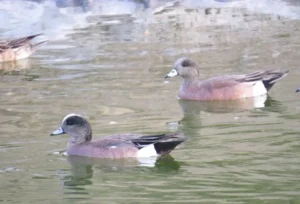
[{"xmin": 1, "ymin": 0, "xmax": 300, "ymax": 203}]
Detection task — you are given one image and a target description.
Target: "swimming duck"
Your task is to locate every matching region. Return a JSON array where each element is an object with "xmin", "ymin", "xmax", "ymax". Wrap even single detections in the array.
[
  {"xmin": 50, "ymin": 114, "xmax": 186, "ymax": 159},
  {"xmin": 0, "ymin": 33, "xmax": 47, "ymax": 62},
  {"xmin": 165, "ymin": 57, "xmax": 288, "ymax": 101}
]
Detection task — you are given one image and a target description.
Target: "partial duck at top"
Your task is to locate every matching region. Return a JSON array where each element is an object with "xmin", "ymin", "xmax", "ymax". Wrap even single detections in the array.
[
  {"xmin": 0, "ymin": 33, "xmax": 48, "ymax": 63},
  {"xmin": 165, "ymin": 57, "xmax": 288, "ymax": 101}
]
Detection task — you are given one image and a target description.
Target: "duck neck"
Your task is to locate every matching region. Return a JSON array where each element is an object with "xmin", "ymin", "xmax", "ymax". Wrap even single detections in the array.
[
  {"xmin": 69, "ymin": 128, "xmax": 92, "ymax": 145},
  {"xmin": 69, "ymin": 135, "xmax": 86, "ymax": 145},
  {"xmin": 182, "ymin": 77, "xmax": 197, "ymax": 88}
]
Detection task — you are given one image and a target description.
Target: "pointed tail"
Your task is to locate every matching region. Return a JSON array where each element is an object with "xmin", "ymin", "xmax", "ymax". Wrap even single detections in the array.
[
  {"xmin": 25, "ymin": 33, "xmax": 43, "ymax": 41},
  {"xmin": 262, "ymin": 70, "xmax": 289, "ymax": 91},
  {"xmin": 153, "ymin": 133, "xmax": 186, "ymax": 155},
  {"xmin": 10, "ymin": 33, "xmax": 43, "ymax": 45},
  {"xmin": 8, "ymin": 33, "xmax": 46, "ymax": 49},
  {"xmin": 32, "ymin": 40, "xmax": 48, "ymax": 48},
  {"xmin": 133, "ymin": 133, "xmax": 186, "ymax": 157}
]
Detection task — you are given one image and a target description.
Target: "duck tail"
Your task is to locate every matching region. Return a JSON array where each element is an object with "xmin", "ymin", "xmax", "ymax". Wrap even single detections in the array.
[
  {"xmin": 262, "ymin": 70, "xmax": 289, "ymax": 91},
  {"xmin": 134, "ymin": 133, "xmax": 186, "ymax": 157},
  {"xmin": 154, "ymin": 135, "xmax": 186, "ymax": 155},
  {"xmin": 12, "ymin": 33, "xmax": 43, "ymax": 44},
  {"xmin": 8, "ymin": 33, "xmax": 45, "ymax": 49},
  {"xmin": 32, "ymin": 40, "xmax": 48, "ymax": 49},
  {"xmin": 24, "ymin": 33, "xmax": 43, "ymax": 41}
]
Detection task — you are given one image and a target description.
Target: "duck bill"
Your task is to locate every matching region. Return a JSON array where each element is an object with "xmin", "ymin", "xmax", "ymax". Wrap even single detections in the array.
[
  {"xmin": 50, "ymin": 127, "xmax": 65, "ymax": 136},
  {"xmin": 164, "ymin": 69, "xmax": 178, "ymax": 79}
]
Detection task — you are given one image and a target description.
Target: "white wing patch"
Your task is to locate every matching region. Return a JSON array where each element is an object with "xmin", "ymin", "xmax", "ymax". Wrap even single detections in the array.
[
  {"xmin": 252, "ymin": 81, "xmax": 267, "ymax": 97},
  {"xmin": 137, "ymin": 144, "xmax": 158, "ymax": 158}
]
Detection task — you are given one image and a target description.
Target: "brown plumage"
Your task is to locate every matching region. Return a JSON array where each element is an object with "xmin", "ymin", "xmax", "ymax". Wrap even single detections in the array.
[
  {"xmin": 50, "ymin": 114, "xmax": 186, "ymax": 159},
  {"xmin": 165, "ymin": 57, "xmax": 288, "ymax": 101},
  {"xmin": 0, "ymin": 34, "xmax": 48, "ymax": 62}
]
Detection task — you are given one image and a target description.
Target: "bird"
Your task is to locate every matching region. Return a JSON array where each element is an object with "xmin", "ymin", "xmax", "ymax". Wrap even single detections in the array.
[
  {"xmin": 50, "ymin": 114, "xmax": 186, "ymax": 159},
  {"xmin": 0, "ymin": 33, "xmax": 47, "ymax": 62},
  {"xmin": 165, "ymin": 57, "xmax": 288, "ymax": 101}
]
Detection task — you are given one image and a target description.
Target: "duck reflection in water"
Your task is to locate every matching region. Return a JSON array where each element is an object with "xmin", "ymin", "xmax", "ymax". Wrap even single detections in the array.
[
  {"xmin": 51, "ymin": 114, "xmax": 186, "ymax": 187},
  {"xmin": 0, "ymin": 58, "xmax": 31, "ymax": 73},
  {"xmin": 179, "ymin": 95, "xmax": 269, "ymax": 115},
  {"xmin": 167, "ymin": 95, "xmax": 283, "ymax": 134},
  {"xmin": 58, "ymin": 154, "xmax": 183, "ymax": 187}
]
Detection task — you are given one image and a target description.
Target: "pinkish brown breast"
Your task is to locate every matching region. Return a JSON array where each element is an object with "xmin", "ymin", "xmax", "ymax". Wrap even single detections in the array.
[
  {"xmin": 178, "ymin": 83, "xmax": 254, "ymax": 101},
  {"xmin": 0, "ymin": 50, "xmax": 15, "ymax": 62},
  {"xmin": 67, "ymin": 142, "xmax": 139, "ymax": 159}
]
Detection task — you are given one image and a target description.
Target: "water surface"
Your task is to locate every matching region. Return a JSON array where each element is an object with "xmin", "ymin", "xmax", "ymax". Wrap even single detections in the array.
[{"xmin": 1, "ymin": 0, "xmax": 300, "ymax": 203}]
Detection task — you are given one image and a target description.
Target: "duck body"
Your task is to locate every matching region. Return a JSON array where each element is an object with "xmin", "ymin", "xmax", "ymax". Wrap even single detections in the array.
[
  {"xmin": 66, "ymin": 133, "xmax": 183, "ymax": 159},
  {"xmin": 0, "ymin": 34, "xmax": 47, "ymax": 62},
  {"xmin": 51, "ymin": 114, "xmax": 186, "ymax": 159},
  {"xmin": 165, "ymin": 58, "xmax": 289, "ymax": 101}
]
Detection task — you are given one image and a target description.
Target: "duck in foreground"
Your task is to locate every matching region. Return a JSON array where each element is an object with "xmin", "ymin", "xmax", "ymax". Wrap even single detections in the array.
[
  {"xmin": 50, "ymin": 114, "xmax": 186, "ymax": 159},
  {"xmin": 165, "ymin": 57, "xmax": 289, "ymax": 101},
  {"xmin": 0, "ymin": 33, "xmax": 47, "ymax": 62}
]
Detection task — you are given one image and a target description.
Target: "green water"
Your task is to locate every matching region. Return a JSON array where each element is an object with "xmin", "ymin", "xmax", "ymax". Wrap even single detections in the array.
[{"xmin": 1, "ymin": 4, "xmax": 300, "ymax": 204}]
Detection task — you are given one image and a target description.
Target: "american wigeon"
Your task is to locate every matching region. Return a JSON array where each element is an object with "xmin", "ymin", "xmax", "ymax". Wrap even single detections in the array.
[
  {"xmin": 0, "ymin": 34, "xmax": 47, "ymax": 62},
  {"xmin": 50, "ymin": 114, "xmax": 186, "ymax": 159},
  {"xmin": 165, "ymin": 57, "xmax": 289, "ymax": 101}
]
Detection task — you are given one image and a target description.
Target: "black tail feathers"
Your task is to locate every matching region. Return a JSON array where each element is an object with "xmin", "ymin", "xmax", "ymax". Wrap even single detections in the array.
[
  {"xmin": 153, "ymin": 133, "xmax": 186, "ymax": 155},
  {"xmin": 154, "ymin": 140, "xmax": 185, "ymax": 155},
  {"xmin": 262, "ymin": 70, "xmax": 289, "ymax": 91},
  {"xmin": 32, "ymin": 40, "xmax": 48, "ymax": 48},
  {"xmin": 132, "ymin": 133, "xmax": 186, "ymax": 155}
]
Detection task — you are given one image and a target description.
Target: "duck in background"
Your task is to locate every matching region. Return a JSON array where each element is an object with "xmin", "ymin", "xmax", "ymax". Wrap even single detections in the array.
[
  {"xmin": 165, "ymin": 57, "xmax": 289, "ymax": 101},
  {"xmin": 0, "ymin": 33, "xmax": 47, "ymax": 63}
]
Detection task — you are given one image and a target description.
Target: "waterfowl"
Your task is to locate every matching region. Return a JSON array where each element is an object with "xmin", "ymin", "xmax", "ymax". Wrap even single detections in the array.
[
  {"xmin": 165, "ymin": 57, "xmax": 289, "ymax": 101},
  {"xmin": 0, "ymin": 33, "xmax": 47, "ymax": 62},
  {"xmin": 50, "ymin": 114, "xmax": 186, "ymax": 159}
]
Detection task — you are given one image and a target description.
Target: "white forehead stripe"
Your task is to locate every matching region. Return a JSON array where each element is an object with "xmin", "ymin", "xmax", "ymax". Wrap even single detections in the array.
[
  {"xmin": 174, "ymin": 57, "xmax": 189, "ymax": 67},
  {"xmin": 62, "ymin": 113, "xmax": 81, "ymax": 123}
]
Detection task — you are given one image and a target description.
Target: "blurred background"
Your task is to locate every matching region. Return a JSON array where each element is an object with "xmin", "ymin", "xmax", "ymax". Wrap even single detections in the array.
[{"xmin": 1, "ymin": 0, "xmax": 300, "ymax": 203}]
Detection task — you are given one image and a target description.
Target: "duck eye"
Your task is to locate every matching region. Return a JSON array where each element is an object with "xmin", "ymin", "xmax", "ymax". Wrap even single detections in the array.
[
  {"xmin": 182, "ymin": 60, "xmax": 191, "ymax": 67},
  {"xmin": 65, "ymin": 116, "xmax": 85, "ymax": 126}
]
